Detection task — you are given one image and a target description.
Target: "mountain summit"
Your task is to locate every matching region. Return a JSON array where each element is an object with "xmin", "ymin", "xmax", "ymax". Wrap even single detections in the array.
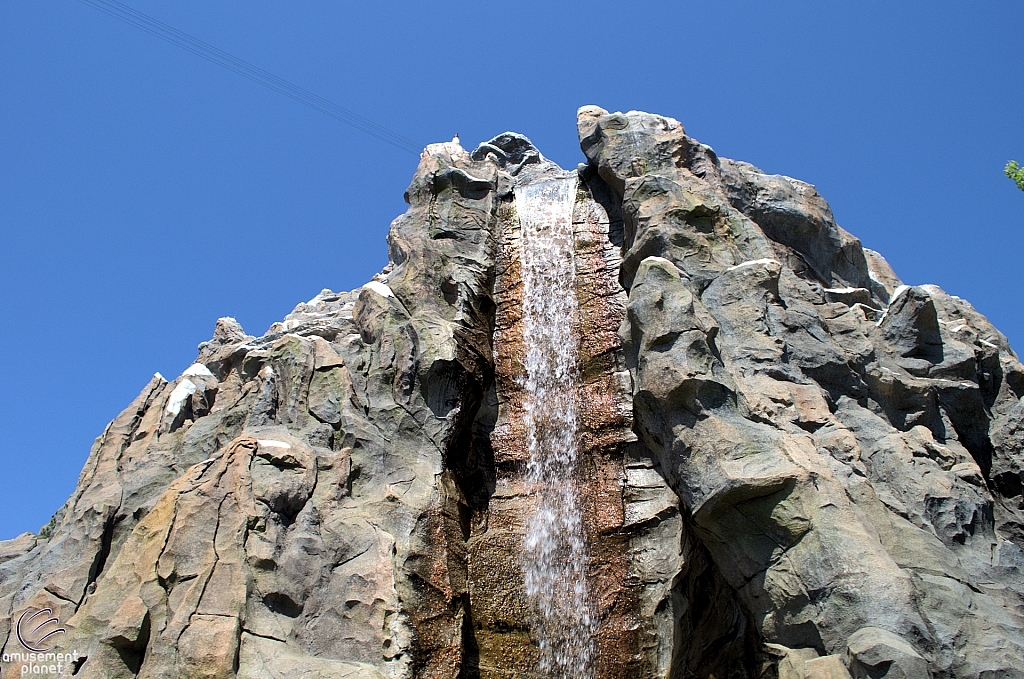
[{"xmin": 2, "ymin": 107, "xmax": 1022, "ymax": 678}]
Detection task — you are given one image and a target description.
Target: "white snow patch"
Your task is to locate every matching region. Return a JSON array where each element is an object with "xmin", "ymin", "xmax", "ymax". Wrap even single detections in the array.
[
  {"xmin": 979, "ymin": 339, "xmax": 999, "ymax": 349},
  {"xmin": 362, "ymin": 281, "xmax": 395, "ymax": 298},
  {"xmin": 824, "ymin": 287, "xmax": 861, "ymax": 294},
  {"xmin": 183, "ymin": 363, "xmax": 214, "ymax": 378},
  {"xmin": 726, "ymin": 258, "xmax": 780, "ymax": 273},
  {"xmin": 165, "ymin": 379, "xmax": 198, "ymax": 416},
  {"xmin": 948, "ymin": 325, "xmax": 967, "ymax": 334},
  {"xmin": 154, "ymin": 372, "xmax": 166, "ymax": 382},
  {"xmin": 636, "ymin": 256, "xmax": 681, "ymax": 277},
  {"xmin": 889, "ymin": 285, "xmax": 910, "ymax": 302},
  {"xmin": 864, "ymin": 249, "xmax": 889, "ymax": 287},
  {"xmin": 775, "ymin": 174, "xmax": 812, "ymax": 189},
  {"xmin": 876, "ymin": 285, "xmax": 911, "ymax": 326},
  {"xmin": 257, "ymin": 439, "xmax": 292, "ymax": 449},
  {"xmin": 865, "ymin": 263, "xmax": 881, "ymax": 283},
  {"xmin": 305, "ymin": 289, "xmax": 335, "ymax": 306}
]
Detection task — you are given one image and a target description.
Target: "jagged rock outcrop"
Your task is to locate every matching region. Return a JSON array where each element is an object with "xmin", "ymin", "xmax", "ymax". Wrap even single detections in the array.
[
  {"xmin": 1, "ymin": 108, "xmax": 1022, "ymax": 679},
  {"xmin": 578, "ymin": 106, "xmax": 1024, "ymax": 678}
]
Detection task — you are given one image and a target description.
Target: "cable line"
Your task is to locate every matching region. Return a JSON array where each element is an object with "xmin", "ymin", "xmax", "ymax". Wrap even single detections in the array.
[{"xmin": 76, "ymin": 0, "xmax": 423, "ymax": 155}]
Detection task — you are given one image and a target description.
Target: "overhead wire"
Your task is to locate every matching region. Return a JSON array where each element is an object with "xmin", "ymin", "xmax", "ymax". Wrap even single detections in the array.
[{"xmin": 75, "ymin": 0, "xmax": 423, "ymax": 155}]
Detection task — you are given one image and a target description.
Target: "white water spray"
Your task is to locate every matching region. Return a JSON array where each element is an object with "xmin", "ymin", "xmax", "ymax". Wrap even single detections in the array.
[{"xmin": 515, "ymin": 174, "xmax": 596, "ymax": 678}]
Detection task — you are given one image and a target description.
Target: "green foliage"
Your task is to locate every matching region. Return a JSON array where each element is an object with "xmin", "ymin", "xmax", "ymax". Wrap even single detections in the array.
[
  {"xmin": 38, "ymin": 512, "xmax": 59, "ymax": 540},
  {"xmin": 1007, "ymin": 161, "xmax": 1024, "ymax": 192}
]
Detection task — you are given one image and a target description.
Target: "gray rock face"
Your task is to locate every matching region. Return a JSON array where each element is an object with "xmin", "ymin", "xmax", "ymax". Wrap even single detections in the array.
[
  {"xmin": 1, "ymin": 108, "xmax": 1022, "ymax": 679},
  {"xmin": 579, "ymin": 105, "xmax": 1024, "ymax": 678}
]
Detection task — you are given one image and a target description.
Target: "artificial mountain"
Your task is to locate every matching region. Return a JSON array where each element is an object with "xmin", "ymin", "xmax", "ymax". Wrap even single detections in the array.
[{"xmin": 2, "ymin": 107, "xmax": 1024, "ymax": 679}]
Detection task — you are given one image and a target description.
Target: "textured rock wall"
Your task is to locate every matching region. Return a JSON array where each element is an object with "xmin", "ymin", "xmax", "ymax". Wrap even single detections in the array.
[
  {"xmin": 0, "ymin": 138, "xmax": 506, "ymax": 679},
  {"xmin": 1, "ymin": 107, "xmax": 1023, "ymax": 679},
  {"xmin": 578, "ymin": 106, "xmax": 1024, "ymax": 678}
]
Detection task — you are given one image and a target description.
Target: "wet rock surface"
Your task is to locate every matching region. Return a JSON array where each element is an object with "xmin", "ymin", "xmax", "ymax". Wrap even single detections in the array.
[{"xmin": 1, "ymin": 108, "xmax": 1022, "ymax": 678}]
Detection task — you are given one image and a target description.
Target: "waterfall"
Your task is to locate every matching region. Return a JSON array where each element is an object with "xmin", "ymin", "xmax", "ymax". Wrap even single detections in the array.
[{"xmin": 515, "ymin": 173, "xmax": 596, "ymax": 678}]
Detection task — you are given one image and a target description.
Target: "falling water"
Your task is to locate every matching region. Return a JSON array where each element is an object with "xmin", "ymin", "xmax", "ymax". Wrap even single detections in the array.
[{"xmin": 515, "ymin": 174, "xmax": 596, "ymax": 678}]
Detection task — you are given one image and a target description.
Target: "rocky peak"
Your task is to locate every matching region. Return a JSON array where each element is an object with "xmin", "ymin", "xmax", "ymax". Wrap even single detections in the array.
[{"xmin": 1, "ymin": 107, "xmax": 1022, "ymax": 679}]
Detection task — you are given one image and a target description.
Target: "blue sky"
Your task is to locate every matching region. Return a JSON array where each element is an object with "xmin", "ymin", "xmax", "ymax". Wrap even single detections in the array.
[{"xmin": 1, "ymin": 1, "xmax": 1021, "ymax": 539}]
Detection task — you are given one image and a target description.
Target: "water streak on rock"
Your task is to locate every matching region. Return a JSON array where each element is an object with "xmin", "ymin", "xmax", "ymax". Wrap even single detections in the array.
[{"xmin": 515, "ymin": 173, "xmax": 596, "ymax": 678}]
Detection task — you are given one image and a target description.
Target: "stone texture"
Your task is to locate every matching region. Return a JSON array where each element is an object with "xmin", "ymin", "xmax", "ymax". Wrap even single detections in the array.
[
  {"xmin": 0, "ymin": 107, "xmax": 1022, "ymax": 679},
  {"xmin": 846, "ymin": 627, "xmax": 928, "ymax": 679},
  {"xmin": 1, "ymin": 137, "xmax": 505, "ymax": 679},
  {"xmin": 805, "ymin": 655, "xmax": 854, "ymax": 679},
  {"xmin": 579, "ymin": 105, "xmax": 1024, "ymax": 678}
]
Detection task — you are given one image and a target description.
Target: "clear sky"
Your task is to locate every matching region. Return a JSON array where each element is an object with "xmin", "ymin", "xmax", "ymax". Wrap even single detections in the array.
[{"xmin": 1, "ymin": 1, "xmax": 1022, "ymax": 540}]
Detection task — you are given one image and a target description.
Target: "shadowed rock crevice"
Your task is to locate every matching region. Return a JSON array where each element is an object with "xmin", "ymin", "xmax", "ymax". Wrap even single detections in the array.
[
  {"xmin": 670, "ymin": 524, "xmax": 762, "ymax": 679},
  {"xmin": 109, "ymin": 609, "xmax": 150, "ymax": 675}
]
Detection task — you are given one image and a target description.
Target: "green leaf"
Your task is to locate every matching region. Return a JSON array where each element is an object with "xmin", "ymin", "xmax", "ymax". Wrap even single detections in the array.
[{"xmin": 1007, "ymin": 161, "xmax": 1024, "ymax": 192}]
